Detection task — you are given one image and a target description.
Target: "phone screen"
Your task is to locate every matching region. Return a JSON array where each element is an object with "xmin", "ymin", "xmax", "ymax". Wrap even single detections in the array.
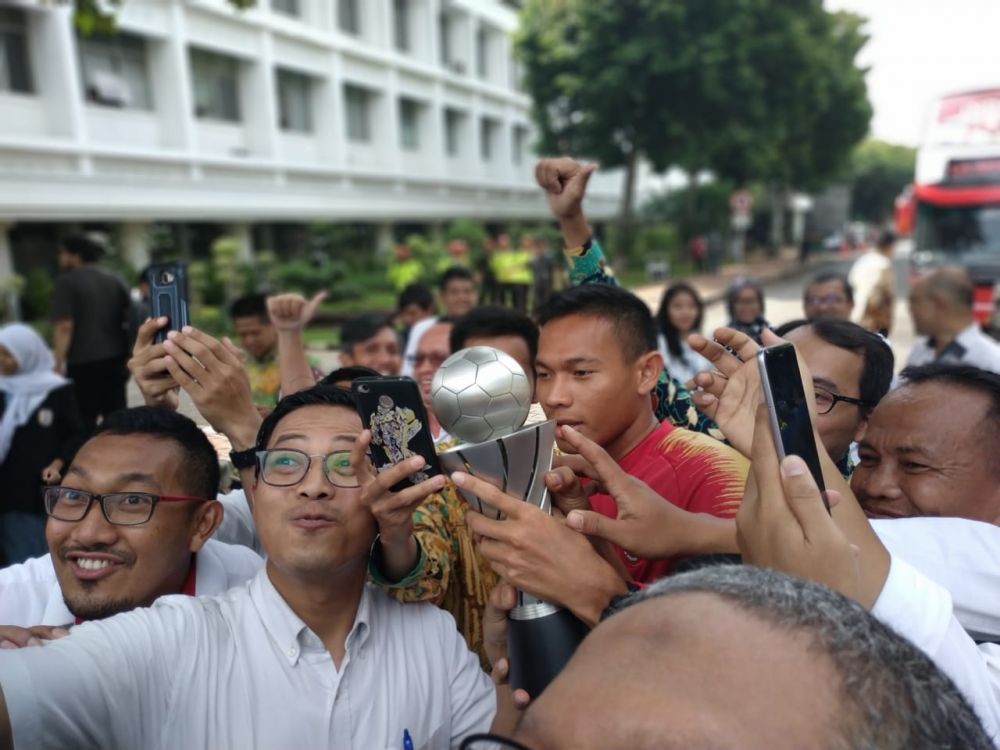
[{"xmin": 758, "ymin": 343, "xmax": 827, "ymax": 503}]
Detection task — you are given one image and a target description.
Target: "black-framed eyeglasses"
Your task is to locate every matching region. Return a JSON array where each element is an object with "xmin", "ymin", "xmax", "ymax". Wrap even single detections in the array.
[
  {"xmin": 460, "ymin": 734, "xmax": 533, "ymax": 750},
  {"xmin": 43, "ymin": 486, "xmax": 209, "ymax": 526},
  {"xmin": 814, "ymin": 386, "xmax": 865, "ymax": 415},
  {"xmin": 255, "ymin": 449, "xmax": 360, "ymax": 488}
]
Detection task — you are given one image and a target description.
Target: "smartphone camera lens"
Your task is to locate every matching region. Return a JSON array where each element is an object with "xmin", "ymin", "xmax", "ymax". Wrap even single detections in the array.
[
  {"xmin": 159, "ymin": 270, "xmax": 175, "ymax": 285},
  {"xmin": 357, "ymin": 384, "xmax": 370, "ymax": 394}
]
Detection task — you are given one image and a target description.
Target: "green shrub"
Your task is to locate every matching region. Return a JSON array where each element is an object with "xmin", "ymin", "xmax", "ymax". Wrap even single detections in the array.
[
  {"xmin": 191, "ymin": 305, "xmax": 227, "ymax": 337},
  {"xmin": 21, "ymin": 269, "xmax": 52, "ymax": 321}
]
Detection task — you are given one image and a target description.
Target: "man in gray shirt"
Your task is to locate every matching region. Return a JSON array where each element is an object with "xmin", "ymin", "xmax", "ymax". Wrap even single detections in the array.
[{"xmin": 50, "ymin": 235, "xmax": 131, "ymax": 428}]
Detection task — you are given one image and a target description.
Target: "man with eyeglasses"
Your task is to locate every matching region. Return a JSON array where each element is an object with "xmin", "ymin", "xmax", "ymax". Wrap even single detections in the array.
[
  {"xmin": 410, "ymin": 318, "xmax": 456, "ymax": 448},
  {"xmin": 0, "ymin": 385, "xmax": 510, "ymax": 749},
  {"xmin": 802, "ymin": 272, "xmax": 855, "ymax": 321},
  {"xmin": 772, "ymin": 317, "xmax": 894, "ymax": 476},
  {"xmin": 0, "ymin": 407, "xmax": 261, "ymax": 644}
]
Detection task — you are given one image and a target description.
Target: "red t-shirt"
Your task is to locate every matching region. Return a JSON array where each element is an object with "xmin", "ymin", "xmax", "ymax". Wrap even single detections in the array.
[{"xmin": 589, "ymin": 421, "xmax": 748, "ymax": 583}]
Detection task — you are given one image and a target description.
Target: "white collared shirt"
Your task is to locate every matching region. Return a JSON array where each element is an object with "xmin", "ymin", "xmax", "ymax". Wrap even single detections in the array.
[
  {"xmin": 905, "ymin": 323, "xmax": 1000, "ymax": 375},
  {"xmin": 0, "ymin": 538, "xmax": 262, "ymax": 627},
  {"xmin": 0, "ymin": 568, "xmax": 495, "ymax": 750},
  {"xmin": 872, "ymin": 555, "xmax": 1000, "ymax": 743}
]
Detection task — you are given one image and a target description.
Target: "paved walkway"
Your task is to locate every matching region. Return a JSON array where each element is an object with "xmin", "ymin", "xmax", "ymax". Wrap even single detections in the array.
[{"xmin": 631, "ymin": 247, "xmax": 851, "ymax": 311}]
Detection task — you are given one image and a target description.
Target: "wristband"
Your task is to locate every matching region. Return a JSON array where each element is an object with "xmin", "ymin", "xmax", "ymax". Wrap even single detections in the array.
[{"xmin": 229, "ymin": 447, "xmax": 258, "ymax": 470}]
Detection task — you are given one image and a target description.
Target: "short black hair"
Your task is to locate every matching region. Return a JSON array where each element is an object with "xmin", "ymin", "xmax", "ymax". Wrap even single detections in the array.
[
  {"xmin": 398, "ymin": 283, "xmax": 434, "ymax": 311},
  {"xmin": 536, "ymin": 284, "xmax": 657, "ymax": 362},
  {"xmin": 655, "ymin": 282, "xmax": 704, "ymax": 361},
  {"xmin": 256, "ymin": 384, "xmax": 359, "ymax": 454},
  {"xmin": 450, "ymin": 306, "xmax": 539, "ymax": 365},
  {"xmin": 439, "ymin": 266, "xmax": 475, "ymax": 292},
  {"xmin": 94, "ymin": 407, "xmax": 220, "ymax": 499},
  {"xmin": 900, "ymin": 363, "xmax": 1000, "ymax": 433},
  {"xmin": 340, "ymin": 314, "xmax": 396, "ymax": 355},
  {"xmin": 229, "ymin": 293, "xmax": 269, "ymax": 322},
  {"xmin": 878, "ymin": 229, "xmax": 896, "ymax": 248},
  {"xmin": 61, "ymin": 234, "xmax": 105, "ymax": 263},
  {"xmin": 319, "ymin": 365, "xmax": 379, "ymax": 386},
  {"xmin": 805, "ymin": 272, "xmax": 854, "ymax": 305},
  {"xmin": 773, "ymin": 318, "xmax": 894, "ymax": 413}
]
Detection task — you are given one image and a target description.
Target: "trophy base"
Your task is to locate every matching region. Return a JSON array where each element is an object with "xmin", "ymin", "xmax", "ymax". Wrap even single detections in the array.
[{"xmin": 507, "ymin": 604, "xmax": 589, "ymax": 698}]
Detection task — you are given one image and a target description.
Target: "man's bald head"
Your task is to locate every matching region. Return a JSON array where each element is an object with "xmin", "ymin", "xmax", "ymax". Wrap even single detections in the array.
[
  {"xmin": 508, "ymin": 567, "xmax": 991, "ymax": 750},
  {"xmin": 914, "ymin": 267, "xmax": 974, "ymax": 310}
]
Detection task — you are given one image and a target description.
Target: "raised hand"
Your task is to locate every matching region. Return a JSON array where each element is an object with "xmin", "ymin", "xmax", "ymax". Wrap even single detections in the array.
[
  {"xmin": 267, "ymin": 291, "xmax": 327, "ymax": 332},
  {"xmin": 534, "ymin": 157, "xmax": 598, "ymax": 247},
  {"xmin": 736, "ymin": 404, "xmax": 860, "ymax": 601},
  {"xmin": 161, "ymin": 327, "xmax": 260, "ymax": 450},
  {"xmin": 350, "ymin": 429, "xmax": 445, "ymax": 581},
  {"xmin": 127, "ymin": 317, "xmax": 180, "ymax": 411}
]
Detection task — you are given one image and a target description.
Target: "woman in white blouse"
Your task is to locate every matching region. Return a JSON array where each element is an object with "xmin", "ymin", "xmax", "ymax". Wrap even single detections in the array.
[{"xmin": 655, "ymin": 282, "xmax": 713, "ymax": 384}]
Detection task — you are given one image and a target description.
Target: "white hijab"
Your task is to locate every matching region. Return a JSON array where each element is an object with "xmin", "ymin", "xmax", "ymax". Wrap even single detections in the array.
[{"xmin": 0, "ymin": 323, "xmax": 69, "ymax": 463}]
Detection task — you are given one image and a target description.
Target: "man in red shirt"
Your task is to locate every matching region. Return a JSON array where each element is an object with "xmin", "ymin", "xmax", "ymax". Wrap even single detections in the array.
[{"xmin": 464, "ymin": 284, "xmax": 748, "ymax": 620}]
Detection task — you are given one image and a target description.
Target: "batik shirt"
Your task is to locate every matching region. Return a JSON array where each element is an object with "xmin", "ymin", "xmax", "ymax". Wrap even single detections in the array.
[{"xmin": 244, "ymin": 351, "xmax": 323, "ymax": 409}]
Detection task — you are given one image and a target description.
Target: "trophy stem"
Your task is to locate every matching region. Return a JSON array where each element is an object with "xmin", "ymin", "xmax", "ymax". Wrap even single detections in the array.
[{"xmin": 507, "ymin": 603, "xmax": 589, "ymax": 698}]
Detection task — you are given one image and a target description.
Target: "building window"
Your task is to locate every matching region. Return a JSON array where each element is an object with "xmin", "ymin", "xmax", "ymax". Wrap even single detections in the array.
[
  {"xmin": 276, "ymin": 68, "xmax": 313, "ymax": 133},
  {"xmin": 271, "ymin": 0, "xmax": 300, "ymax": 17},
  {"xmin": 393, "ymin": 0, "xmax": 410, "ymax": 53},
  {"xmin": 480, "ymin": 117, "xmax": 499, "ymax": 162},
  {"xmin": 344, "ymin": 84, "xmax": 372, "ymax": 143},
  {"xmin": 338, "ymin": 0, "xmax": 361, "ymax": 35},
  {"xmin": 0, "ymin": 8, "xmax": 33, "ymax": 94},
  {"xmin": 444, "ymin": 108, "xmax": 464, "ymax": 157},
  {"xmin": 398, "ymin": 97, "xmax": 422, "ymax": 151},
  {"xmin": 190, "ymin": 48, "xmax": 241, "ymax": 123},
  {"xmin": 511, "ymin": 124, "xmax": 529, "ymax": 165},
  {"xmin": 476, "ymin": 26, "xmax": 488, "ymax": 80},
  {"xmin": 78, "ymin": 32, "xmax": 152, "ymax": 109}
]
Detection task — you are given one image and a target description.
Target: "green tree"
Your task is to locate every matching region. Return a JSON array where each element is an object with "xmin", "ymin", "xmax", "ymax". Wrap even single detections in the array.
[
  {"xmin": 515, "ymin": 0, "xmax": 871, "ymax": 252},
  {"xmin": 66, "ymin": 0, "xmax": 255, "ymax": 34},
  {"xmin": 849, "ymin": 139, "xmax": 916, "ymax": 223}
]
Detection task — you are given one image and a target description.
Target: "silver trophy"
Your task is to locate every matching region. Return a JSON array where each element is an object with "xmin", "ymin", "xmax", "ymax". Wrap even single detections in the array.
[{"xmin": 432, "ymin": 347, "xmax": 589, "ymax": 697}]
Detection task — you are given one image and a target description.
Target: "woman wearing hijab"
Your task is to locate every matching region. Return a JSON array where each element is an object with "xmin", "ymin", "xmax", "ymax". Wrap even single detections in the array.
[
  {"xmin": 725, "ymin": 277, "xmax": 770, "ymax": 344},
  {"xmin": 0, "ymin": 323, "xmax": 86, "ymax": 564}
]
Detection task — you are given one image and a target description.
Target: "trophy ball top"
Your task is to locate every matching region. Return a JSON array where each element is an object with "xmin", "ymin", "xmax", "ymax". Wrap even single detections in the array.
[{"xmin": 430, "ymin": 346, "xmax": 533, "ymax": 443}]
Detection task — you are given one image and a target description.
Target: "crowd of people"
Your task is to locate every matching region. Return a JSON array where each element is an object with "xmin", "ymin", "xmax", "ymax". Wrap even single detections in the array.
[{"xmin": 0, "ymin": 156, "xmax": 998, "ymax": 748}]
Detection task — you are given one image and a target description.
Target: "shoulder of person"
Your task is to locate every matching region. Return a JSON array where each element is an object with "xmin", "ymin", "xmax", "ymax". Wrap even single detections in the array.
[
  {"xmin": 365, "ymin": 583, "xmax": 462, "ymax": 641},
  {"xmin": 656, "ymin": 425, "xmax": 750, "ymax": 476},
  {"xmin": 0, "ymin": 552, "xmax": 57, "ymax": 587}
]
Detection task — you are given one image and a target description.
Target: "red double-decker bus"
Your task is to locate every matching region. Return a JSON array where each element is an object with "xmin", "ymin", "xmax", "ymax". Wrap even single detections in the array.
[{"xmin": 908, "ymin": 88, "xmax": 1000, "ymax": 332}]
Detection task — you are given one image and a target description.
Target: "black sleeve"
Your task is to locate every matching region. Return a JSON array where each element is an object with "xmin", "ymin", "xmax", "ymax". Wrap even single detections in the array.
[
  {"xmin": 50, "ymin": 274, "xmax": 75, "ymax": 322},
  {"xmin": 52, "ymin": 385, "xmax": 89, "ymax": 466}
]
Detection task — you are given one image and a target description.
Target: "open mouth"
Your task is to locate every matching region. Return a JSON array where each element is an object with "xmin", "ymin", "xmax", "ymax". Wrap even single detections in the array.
[{"xmin": 66, "ymin": 553, "xmax": 126, "ymax": 581}]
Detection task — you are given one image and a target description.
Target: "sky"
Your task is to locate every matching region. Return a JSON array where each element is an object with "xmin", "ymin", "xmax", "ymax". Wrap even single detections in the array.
[{"xmin": 825, "ymin": 0, "xmax": 1000, "ymax": 146}]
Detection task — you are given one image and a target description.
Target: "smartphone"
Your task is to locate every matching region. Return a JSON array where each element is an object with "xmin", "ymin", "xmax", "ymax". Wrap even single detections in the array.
[
  {"xmin": 352, "ymin": 376, "xmax": 442, "ymax": 492},
  {"xmin": 146, "ymin": 262, "xmax": 190, "ymax": 344},
  {"xmin": 756, "ymin": 343, "xmax": 829, "ymax": 510}
]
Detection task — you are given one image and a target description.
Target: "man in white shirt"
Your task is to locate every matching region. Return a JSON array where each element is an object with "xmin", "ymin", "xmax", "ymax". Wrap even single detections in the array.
[
  {"xmin": 849, "ymin": 230, "xmax": 895, "ymax": 335},
  {"xmin": 0, "ymin": 407, "xmax": 260, "ymax": 645},
  {"xmin": 906, "ymin": 266, "xmax": 1000, "ymax": 374},
  {"xmin": 0, "ymin": 385, "xmax": 503, "ymax": 750}
]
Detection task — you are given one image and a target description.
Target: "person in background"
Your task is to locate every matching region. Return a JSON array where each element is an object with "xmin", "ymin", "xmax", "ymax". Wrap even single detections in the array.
[
  {"xmin": 49, "ymin": 234, "xmax": 131, "ymax": 428},
  {"xmin": 803, "ymin": 271, "xmax": 854, "ymax": 321},
  {"xmin": 654, "ymin": 282, "xmax": 712, "ymax": 384},
  {"xmin": 396, "ymin": 282, "xmax": 435, "ymax": 353},
  {"xmin": 476, "ymin": 237, "xmax": 501, "ymax": 306},
  {"xmin": 230, "ymin": 293, "xmax": 285, "ymax": 411},
  {"xmin": 338, "ymin": 314, "xmax": 401, "ymax": 376},
  {"xmin": 401, "ymin": 269, "xmax": 477, "ymax": 378},
  {"xmin": 529, "ymin": 235, "xmax": 560, "ymax": 313},
  {"xmin": 386, "ymin": 242, "xmax": 423, "ymax": 292},
  {"xmin": 850, "ymin": 229, "xmax": 895, "ymax": 336},
  {"xmin": 906, "ymin": 266, "xmax": 1000, "ymax": 374},
  {"xmin": 437, "ymin": 239, "xmax": 471, "ymax": 273},
  {"xmin": 725, "ymin": 277, "xmax": 770, "ymax": 344},
  {"xmin": 0, "ymin": 324, "xmax": 86, "ymax": 565}
]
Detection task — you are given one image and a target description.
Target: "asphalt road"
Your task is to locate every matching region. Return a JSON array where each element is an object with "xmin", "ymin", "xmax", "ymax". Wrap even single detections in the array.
[{"xmin": 695, "ymin": 241, "xmax": 916, "ymax": 373}]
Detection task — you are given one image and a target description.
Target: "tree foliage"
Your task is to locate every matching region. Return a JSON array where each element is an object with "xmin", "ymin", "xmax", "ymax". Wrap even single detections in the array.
[
  {"xmin": 515, "ymin": 0, "xmax": 872, "ymax": 225},
  {"xmin": 65, "ymin": 0, "xmax": 255, "ymax": 34},
  {"xmin": 849, "ymin": 139, "xmax": 916, "ymax": 222}
]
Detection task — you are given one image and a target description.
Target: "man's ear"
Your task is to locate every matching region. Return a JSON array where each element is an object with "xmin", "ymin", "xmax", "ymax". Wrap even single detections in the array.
[
  {"xmin": 636, "ymin": 351, "xmax": 663, "ymax": 396},
  {"xmin": 853, "ymin": 415, "xmax": 869, "ymax": 444},
  {"xmin": 188, "ymin": 500, "xmax": 224, "ymax": 552}
]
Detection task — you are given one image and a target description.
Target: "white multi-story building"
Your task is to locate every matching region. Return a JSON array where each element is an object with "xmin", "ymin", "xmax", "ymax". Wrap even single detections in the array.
[{"xmin": 0, "ymin": 0, "xmax": 618, "ymax": 275}]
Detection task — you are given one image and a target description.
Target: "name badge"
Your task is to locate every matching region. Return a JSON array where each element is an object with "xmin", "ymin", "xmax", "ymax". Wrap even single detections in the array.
[{"xmin": 37, "ymin": 409, "xmax": 54, "ymax": 428}]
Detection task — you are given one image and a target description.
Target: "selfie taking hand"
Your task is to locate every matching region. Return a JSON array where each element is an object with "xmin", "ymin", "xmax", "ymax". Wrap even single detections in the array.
[
  {"xmin": 128, "ymin": 316, "xmax": 180, "ymax": 411},
  {"xmin": 737, "ymin": 404, "xmax": 861, "ymax": 601}
]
